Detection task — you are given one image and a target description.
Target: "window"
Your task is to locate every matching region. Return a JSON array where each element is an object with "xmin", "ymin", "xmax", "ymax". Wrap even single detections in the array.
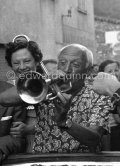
[{"xmin": 78, "ymin": 0, "xmax": 87, "ymax": 14}]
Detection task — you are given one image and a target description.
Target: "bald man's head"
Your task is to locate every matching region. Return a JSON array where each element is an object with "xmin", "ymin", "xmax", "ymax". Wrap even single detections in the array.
[{"xmin": 58, "ymin": 44, "xmax": 93, "ymax": 71}]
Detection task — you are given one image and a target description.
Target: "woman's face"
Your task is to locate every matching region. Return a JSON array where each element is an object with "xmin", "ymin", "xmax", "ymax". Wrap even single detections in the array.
[
  {"xmin": 11, "ymin": 48, "xmax": 38, "ymax": 78},
  {"xmin": 104, "ymin": 63, "xmax": 119, "ymax": 79}
]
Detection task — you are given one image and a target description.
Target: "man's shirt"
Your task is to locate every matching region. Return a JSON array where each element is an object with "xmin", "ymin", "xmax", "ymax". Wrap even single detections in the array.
[{"xmin": 32, "ymin": 84, "xmax": 112, "ymax": 153}]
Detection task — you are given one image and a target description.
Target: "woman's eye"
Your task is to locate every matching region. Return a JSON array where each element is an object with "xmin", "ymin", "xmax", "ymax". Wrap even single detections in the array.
[{"xmin": 13, "ymin": 62, "xmax": 19, "ymax": 65}]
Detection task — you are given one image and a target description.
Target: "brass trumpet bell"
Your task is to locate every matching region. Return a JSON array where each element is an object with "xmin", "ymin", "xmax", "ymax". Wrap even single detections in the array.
[
  {"xmin": 17, "ymin": 71, "xmax": 49, "ymax": 104},
  {"xmin": 16, "ymin": 61, "xmax": 72, "ymax": 105}
]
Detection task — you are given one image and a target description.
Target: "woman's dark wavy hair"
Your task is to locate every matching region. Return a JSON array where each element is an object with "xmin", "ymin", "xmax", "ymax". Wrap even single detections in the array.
[
  {"xmin": 99, "ymin": 59, "xmax": 120, "ymax": 72},
  {"xmin": 5, "ymin": 41, "xmax": 43, "ymax": 67}
]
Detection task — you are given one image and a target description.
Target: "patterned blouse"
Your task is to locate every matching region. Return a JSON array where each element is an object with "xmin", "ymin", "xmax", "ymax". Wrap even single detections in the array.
[{"xmin": 32, "ymin": 84, "xmax": 112, "ymax": 153}]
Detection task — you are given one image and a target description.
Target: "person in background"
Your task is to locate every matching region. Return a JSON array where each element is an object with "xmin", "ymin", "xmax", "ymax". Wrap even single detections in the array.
[
  {"xmin": 85, "ymin": 64, "xmax": 99, "ymax": 86},
  {"xmin": 99, "ymin": 60, "xmax": 120, "ymax": 79},
  {"xmin": 92, "ymin": 64, "xmax": 99, "ymax": 76},
  {"xmin": 92, "ymin": 72, "xmax": 120, "ymax": 122},
  {"xmin": 0, "ymin": 80, "xmax": 26, "ymax": 164},
  {"xmin": 43, "ymin": 59, "xmax": 57, "ymax": 75},
  {"xmin": 92, "ymin": 72, "xmax": 120, "ymax": 97},
  {"xmin": 96, "ymin": 60, "xmax": 120, "ymax": 151},
  {"xmin": 37, "ymin": 59, "xmax": 58, "ymax": 78}
]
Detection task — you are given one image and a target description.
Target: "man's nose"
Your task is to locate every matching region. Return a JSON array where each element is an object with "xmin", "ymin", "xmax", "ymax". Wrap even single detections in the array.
[{"xmin": 64, "ymin": 63, "xmax": 72, "ymax": 73}]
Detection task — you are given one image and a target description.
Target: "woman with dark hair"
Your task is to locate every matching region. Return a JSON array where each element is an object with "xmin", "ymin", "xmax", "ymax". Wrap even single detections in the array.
[
  {"xmin": 99, "ymin": 59, "xmax": 120, "ymax": 151},
  {"xmin": 0, "ymin": 35, "xmax": 44, "ymax": 106},
  {"xmin": 99, "ymin": 59, "xmax": 119, "ymax": 78},
  {"xmin": 5, "ymin": 39, "xmax": 43, "ymax": 77},
  {"xmin": 0, "ymin": 34, "xmax": 44, "ymax": 162},
  {"xmin": 0, "ymin": 36, "xmax": 44, "ymax": 158}
]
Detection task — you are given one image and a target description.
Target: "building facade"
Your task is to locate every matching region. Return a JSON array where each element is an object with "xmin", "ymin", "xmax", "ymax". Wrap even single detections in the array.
[
  {"xmin": 0, "ymin": 0, "xmax": 95, "ymax": 80},
  {"xmin": 94, "ymin": 0, "xmax": 120, "ymax": 64},
  {"xmin": 95, "ymin": 16, "xmax": 120, "ymax": 64}
]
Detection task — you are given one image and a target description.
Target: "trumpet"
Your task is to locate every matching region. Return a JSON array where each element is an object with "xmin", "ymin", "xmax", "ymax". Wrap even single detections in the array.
[{"xmin": 16, "ymin": 61, "xmax": 72, "ymax": 105}]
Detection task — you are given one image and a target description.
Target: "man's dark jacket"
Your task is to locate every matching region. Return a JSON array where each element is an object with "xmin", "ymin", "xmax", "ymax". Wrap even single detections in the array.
[{"xmin": 0, "ymin": 81, "xmax": 27, "ymax": 158}]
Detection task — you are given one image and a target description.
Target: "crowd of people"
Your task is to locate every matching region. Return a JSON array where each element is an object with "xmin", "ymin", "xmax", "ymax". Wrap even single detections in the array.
[{"xmin": 0, "ymin": 34, "xmax": 120, "ymax": 164}]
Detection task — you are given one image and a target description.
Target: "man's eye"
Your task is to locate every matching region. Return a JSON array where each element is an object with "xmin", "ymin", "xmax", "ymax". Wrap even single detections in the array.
[
  {"xmin": 73, "ymin": 64, "xmax": 80, "ymax": 68},
  {"xmin": 60, "ymin": 61, "xmax": 66, "ymax": 66}
]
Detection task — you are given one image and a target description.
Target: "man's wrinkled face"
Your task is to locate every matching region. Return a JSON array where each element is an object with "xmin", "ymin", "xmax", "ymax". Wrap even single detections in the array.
[
  {"xmin": 11, "ymin": 48, "xmax": 38, "ymax": 78},
  {"xmin": 58, "ymin": 46, "xmax": 86, "ymax": 87}
]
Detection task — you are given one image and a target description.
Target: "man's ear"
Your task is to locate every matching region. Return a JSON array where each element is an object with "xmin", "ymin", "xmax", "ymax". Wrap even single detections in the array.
[{"xmin": 85, "ymin": 66, "xmax": 92, "ymax": 76}]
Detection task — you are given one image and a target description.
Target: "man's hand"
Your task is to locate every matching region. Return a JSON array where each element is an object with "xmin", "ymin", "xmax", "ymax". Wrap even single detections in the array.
[
  {"xmin": 10, "ymin": 121, "xmax": 27, "ymax": 137},
  {"xmin": 53, "ymin": 93, "xmax": 71, "ymax": 127},
  {"xmin": 92, "ymin": 72, "xmax": 120, "ymax": 97}
]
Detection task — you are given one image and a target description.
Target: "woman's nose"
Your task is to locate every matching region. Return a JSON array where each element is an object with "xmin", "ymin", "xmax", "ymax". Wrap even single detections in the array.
[
  {"xmin": 19, "ymin": 62, "xmax": 26, "ymax": 70},
  {"xmin": 111, "ymin": 71, "xmax": 115, "ymax": 76}
]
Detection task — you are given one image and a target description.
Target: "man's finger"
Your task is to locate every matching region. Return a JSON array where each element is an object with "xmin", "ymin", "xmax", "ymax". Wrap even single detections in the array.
[{"xmin": 12, "ymin": 121, "xmax": 22, "ymax": 127}]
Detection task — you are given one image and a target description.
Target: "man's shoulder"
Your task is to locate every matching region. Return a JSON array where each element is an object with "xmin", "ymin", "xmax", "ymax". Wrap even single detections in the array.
[
  {"xmin": 0, "ymin": 80, "xmax": 13, "ymax": 93},
  {"xmin": 76, "ymin": 84, "xmax": 112, "ymax": 103},
  {"xmin": 86, "ymin": 84, "xmax": 110, "ymax": 97}
]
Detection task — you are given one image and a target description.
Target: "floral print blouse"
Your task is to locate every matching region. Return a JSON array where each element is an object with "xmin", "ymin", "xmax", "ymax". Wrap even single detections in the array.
[{"xmin": 32, "ymin": 84, "xmax": 112, "ymax": 153}]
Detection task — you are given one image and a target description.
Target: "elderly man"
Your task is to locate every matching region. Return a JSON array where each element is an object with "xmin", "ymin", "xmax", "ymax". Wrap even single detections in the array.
[{"xmin": 32, "ymin": 44, "xmax": 112, "ymax": 153}]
